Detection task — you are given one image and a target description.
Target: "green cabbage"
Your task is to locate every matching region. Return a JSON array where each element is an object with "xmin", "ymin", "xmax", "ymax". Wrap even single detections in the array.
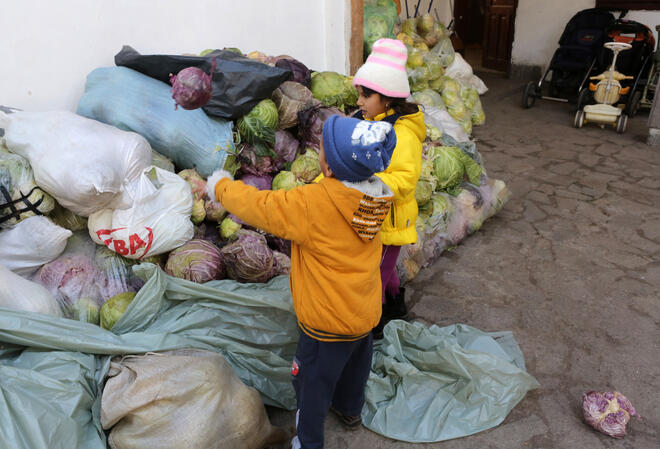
[
  {"xmin": 432, "ymin": 37, "xmax": 455, "ymax": 67},
  {"xmin": 419, "ymin": 158, "xmax": 438, "ymax": 190},
  {"xmin": 219, "ymin": 216, "xmax": 242, "ymax": 240},
  {"xmin": 401, "ymin": 18, "xmax": 417, "ymax": 35},
  {"xmin": 425, "ymin": 124, "xmax": 443, "ymax": 142},
  {"xmin": 406, "ymin": 48, "xmax": 425, "ymax": 69},
  {"xmin": 428, "ymin": 76, "xmax": 445, "ymax": 91},
  {"xmin": 412, "ymin": 89, "xmax": 444, "ymax": 109},
  {"xmin": 471, "ymin": 98, "xmax": 486, "ymax": 125},
  {"xmin": 100, "ymin": 292, "xmax": 136, "ymax": 330},
  {"xmin": 426, "ymin": 193, "xmax": 453, "ymax": 231},
  {"xmin": 418, "ymin": 199, "xmax": 434, "ymax": 220},
  {"xmin": 460, "ymin": 86, "xmax": 479, "ymax": 110},
  {"xmin": 71, "ymin": 297, "xmax": 100, "ymax": 324},
  {"xmin": 290, "ymin": 151, "xmax": 321, "ymax": 183},
  {"xmin": 423, "ymin": 52, "xmax": 444, "ymax": 80},
  {"xmin": 151, "ymin": 150, "xmax": 175, "ymax": 172},
  {"xmin": 429, "ymin": 146, "xmax": 482, "ymax": 191},
  {"xmin": 272, "ymin": 171, "xmax": 304, "ymax": 191},
  {"xmin": 191, "ymin": 198, "xmax": 206, "ymax": 224},
  {"xmin": 237, "ymin": 99, "xmax": 279, "ymax": 147},
  {"xmin": 310, "ymin": 72, "xmax": 358, "ymax": 111},
  {"xmin": 415, "ymin": 180, "xmax": 433, "ymax": 206}
]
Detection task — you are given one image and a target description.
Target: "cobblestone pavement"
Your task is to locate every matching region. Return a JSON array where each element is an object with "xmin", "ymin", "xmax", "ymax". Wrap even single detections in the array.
[{"xmin": 270, "ymin": 73, "xmax": 660, "ymax": 449}]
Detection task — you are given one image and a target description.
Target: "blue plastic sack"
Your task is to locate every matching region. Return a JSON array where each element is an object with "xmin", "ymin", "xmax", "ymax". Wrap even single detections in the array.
[{"xmin": 77, "ymin": 67, "xmax": 235, "ymax": 178}]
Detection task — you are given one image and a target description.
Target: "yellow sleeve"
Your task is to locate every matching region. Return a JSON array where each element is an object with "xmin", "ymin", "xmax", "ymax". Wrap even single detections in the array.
[
  {"xmin": 375, "ymin": 129, "xmax": 422, "ymax": 200},
  {"xmin": 215, "ymin": 179, "xmax": 309, "ymax": 244}
]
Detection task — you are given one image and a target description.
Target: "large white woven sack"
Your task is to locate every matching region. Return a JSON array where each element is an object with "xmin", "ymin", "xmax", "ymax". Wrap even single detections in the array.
[
  {"xmin": 101, "ymin": 349, "xmax": 289, "ymax": 449},
  {"xmin": 0, "ymin": 110, "xmax": 152, "ymax": 217}
]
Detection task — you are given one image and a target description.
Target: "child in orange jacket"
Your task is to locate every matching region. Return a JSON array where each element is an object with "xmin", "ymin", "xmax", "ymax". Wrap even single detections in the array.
[{"xmin": 206, "ymin": 115, "xmax": 397, "ymax": 449}]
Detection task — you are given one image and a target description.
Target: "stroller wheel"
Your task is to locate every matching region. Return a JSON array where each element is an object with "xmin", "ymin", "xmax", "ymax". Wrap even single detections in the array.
[
  {"xmin": 574, "ymin": 110, "xmax": 585, "ymax": 128},
  {"xmin": 616, "ymin": 114, "xmax": 628, "ymax": 134},
  {"xmin": 576, "ymin": 88, "xmax": 590, "ymax": 111},
  {"xmin": 522, "ymin": 81, "xmax": 537, "ymax": 109},
  {"xmin": 626, "ymin": 91, "xmax": 642, "ymax": 117}
]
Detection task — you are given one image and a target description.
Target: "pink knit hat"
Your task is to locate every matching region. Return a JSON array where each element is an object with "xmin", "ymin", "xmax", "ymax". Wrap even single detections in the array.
[{"xmin": 353, "ymin": 38, "xmax": 410, "ymax": 98}]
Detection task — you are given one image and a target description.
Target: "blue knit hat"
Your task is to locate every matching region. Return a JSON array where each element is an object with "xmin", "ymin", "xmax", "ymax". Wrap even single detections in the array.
[{"xmin": 322, "ymin": 116, "xmax": 396, "ymax": 182}]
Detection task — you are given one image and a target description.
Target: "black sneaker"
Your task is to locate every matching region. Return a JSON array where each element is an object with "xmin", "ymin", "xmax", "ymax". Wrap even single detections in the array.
[
  {"xmin": 384, "ymin": 287, "xmax": 409, "ymax": 321},
  {"xmin": 329, "ymin": 405, "xmax": 362, "ymax": 430}
]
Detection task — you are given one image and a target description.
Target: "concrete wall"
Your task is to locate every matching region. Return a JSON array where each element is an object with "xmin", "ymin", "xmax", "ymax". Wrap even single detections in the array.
[
  {"xmin": 0, "ymin": 0, "xmax": 349, "ymax": 112},
  {"xmin": 511, "ymin": 0, "xmax": 660, "ymax": 78}
]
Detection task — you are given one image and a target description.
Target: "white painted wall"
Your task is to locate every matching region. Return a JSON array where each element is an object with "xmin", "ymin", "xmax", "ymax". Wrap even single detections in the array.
[
  {"xmin": 1, "ymin": 0, "xmax": 349, "ymax": 112},
  {"xmin": 512, "ymin": 1, "xmax": 660, "ymax": 69}
]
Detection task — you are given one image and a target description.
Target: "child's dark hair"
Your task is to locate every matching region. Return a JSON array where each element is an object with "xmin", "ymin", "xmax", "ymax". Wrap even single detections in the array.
[{"xmin": 359, "ymin": 85, "xmax": 420, "ymax": 116}]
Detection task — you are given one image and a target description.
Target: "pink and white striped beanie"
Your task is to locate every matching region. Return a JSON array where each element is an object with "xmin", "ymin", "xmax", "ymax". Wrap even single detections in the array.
[{"xmin": 353, "ymin": 38, "xmax": 410, "ymax": 98}]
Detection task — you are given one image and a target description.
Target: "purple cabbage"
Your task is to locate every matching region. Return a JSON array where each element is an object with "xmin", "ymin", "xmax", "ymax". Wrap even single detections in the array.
[
  {"xmin": 36, "ymin": 254, "xmax": 102, "ymax": 309},
  {"xmin": 275, "ymin": 57, "xmax": 312, "ymax": 87},
  {"xmin": 220, "ymin": 230, "xmax": 274, "ymax": 283},
  {"xmin": 271, "ymin": 251, "xmax": 291, "ymax": 277},
  {"xmin": 239, "ymin": 144, "xmax": 277, "ymax": 176},
  {"xmin": 582, "ymin": 391, "xmax": 638, "ymax": 438},
  {"xmin": 169, "ymin": 58, "xmax": 217, "ymax": 110},
  {"xmin": 266, "ymin": 235, "xmax": 291, "ymax": 257},
  {"xmin": 165, "ymin": 239, "xmax": 225, "ymax": 283},
  {"xmin": 297, "ymin": 104, "xmax": 344, "ymax": 152},
  {"xmin": 274, "ymin": 130, "xmax": 300, "ymax": 170},
  {"xmin": 240, "ymin": 174, "xmax": 273, "ymax": 190}
]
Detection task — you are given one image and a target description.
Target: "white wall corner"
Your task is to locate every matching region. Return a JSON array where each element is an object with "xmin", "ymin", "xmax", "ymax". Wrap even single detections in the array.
[{"xmin": 323, "ymin": 0, "xmax": 349, "ymax": 74}]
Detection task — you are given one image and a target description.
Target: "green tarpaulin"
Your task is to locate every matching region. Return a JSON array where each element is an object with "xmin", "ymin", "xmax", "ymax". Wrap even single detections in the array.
[{"xmin": 0, "ymin": 264, "xmax": 538, "ymax": 448}]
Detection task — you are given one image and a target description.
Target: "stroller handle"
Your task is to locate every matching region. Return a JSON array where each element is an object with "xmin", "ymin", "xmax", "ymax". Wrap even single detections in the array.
[{"xmin": 604, "ymin": 42, "xmax": 632, "ymax": 52}]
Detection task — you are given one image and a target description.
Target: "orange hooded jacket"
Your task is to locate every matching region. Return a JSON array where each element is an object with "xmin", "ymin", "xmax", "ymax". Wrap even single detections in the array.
[{"xmin": 215, "ymin": 176, "xmax": 394, "ymax": 341}]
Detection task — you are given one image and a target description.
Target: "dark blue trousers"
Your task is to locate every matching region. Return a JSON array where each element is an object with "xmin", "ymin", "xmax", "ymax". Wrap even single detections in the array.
[{"xmin": 291, "ymin": 330, "xmax": 373, "ymax": 449}]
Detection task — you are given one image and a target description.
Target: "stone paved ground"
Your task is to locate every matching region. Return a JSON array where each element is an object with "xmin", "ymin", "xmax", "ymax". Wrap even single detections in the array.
[{"xmin": 269, "ymin": 73, "xmax": 660, "ymax": 449}]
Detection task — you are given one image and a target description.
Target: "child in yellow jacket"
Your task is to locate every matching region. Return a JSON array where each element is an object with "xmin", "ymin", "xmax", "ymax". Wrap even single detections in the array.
[
  {"xmin": 352, "ymin": 38, "xmax": 426, "ymax": 336},
  {"xmin": 206, "ymin": 115, "xmax": 396, "ymax": 449}
]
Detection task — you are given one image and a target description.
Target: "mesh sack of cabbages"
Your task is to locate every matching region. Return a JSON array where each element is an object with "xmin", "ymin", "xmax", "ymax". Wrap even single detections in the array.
[
  {"xmin": 396, "ymin": 143, "xmax": 511, "ymax": 282},
  {"xmin": 364, "ymin": 0, "xmax": 399, "ymax": 55}
]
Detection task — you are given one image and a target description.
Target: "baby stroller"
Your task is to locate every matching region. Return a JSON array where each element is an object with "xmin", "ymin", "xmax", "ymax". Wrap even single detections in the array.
[
  {"xmin": 589, "ymin": 19, "xmax": 656, "ymax": 117},
  {"xmin": 522, "ymin": 8, "xmax": 615, "ymax": 109},
  {"xmin": 637, "ymin": 25, "xmax": 660, "ymax": 114}
]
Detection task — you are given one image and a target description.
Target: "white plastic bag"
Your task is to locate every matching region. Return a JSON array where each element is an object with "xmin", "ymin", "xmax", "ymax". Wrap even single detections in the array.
[
  {"xmin": 0, "ymin": 264, "xmax": 63, "ymax": 316},
  {"xmin": 0, "ymin": 216, "xmax": 72, "ymax": 277},
  {"xmin": 423, "ymin": 106, "xmax": 471, "ymax": 143},
  {"xmin": 101, "ymin": 350, "xmax": 288, "ymax": 449},
  {"xmin": 445, "ymin": 53, "xmax": 488, "ymax": 95},
  {"xmin": 0, "ymin": 110, "xmax": 152, "ymax": 217},
  {"xmin": 88, "ymin": 167, "xmax": 194, "ymax": 259}
]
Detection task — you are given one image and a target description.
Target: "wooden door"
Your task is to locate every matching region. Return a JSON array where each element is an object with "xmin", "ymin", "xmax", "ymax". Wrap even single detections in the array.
[
  {"xmin": 482, "ymin": 0, "xmax": 517, "ymax": 72},
  {"xmin": 454, "ymin": 0, "xmax": 486, "ymax": 46}
]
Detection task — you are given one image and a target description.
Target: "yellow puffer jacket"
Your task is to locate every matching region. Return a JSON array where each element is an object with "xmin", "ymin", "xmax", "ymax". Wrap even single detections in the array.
[{"xmin": 369, "ymin": 108, "xmax": 426, "ymax": 246}]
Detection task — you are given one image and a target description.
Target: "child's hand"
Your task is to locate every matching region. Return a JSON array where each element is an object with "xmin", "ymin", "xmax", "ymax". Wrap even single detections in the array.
[{"xmin": 206, "ymin": 170, "xmax": 234, "ymax": 202}]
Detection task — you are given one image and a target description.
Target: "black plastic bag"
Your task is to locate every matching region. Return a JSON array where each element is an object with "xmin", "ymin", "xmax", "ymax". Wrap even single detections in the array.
[{"xmin": 115, "ymin": 46, "xmax": 292, "ymax": 119}]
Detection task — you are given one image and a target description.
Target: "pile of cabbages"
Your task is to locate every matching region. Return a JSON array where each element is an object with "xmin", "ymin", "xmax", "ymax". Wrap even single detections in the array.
[
  {"xmin": 395, "ymin": 13, "xmax": 486, "ymax": 134},
  {"xmin": 164, "ymin": 50, "xmax": 363, "ymax": 286}
]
